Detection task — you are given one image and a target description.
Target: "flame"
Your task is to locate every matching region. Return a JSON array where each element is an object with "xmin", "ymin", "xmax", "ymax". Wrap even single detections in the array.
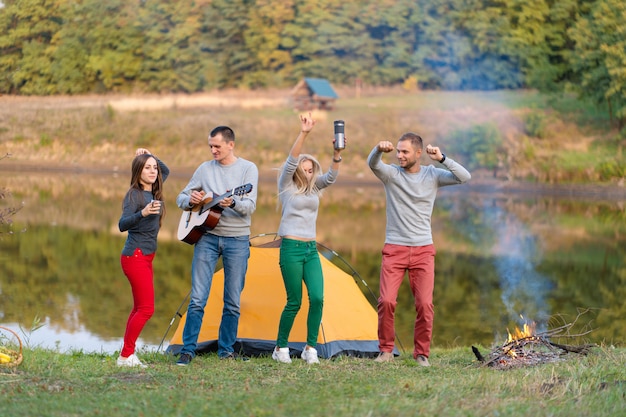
[
  {"xmin": 506, "ymin": 316, "xmax": 536, "ymax": 344},
  {"xmin": 503, "ymin": 317, "xmax": 536, "ymax": 358}
]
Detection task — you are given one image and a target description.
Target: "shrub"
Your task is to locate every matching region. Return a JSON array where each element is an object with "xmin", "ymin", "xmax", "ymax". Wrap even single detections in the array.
[
  {"xmin": 449, "ymin": 123, "xmax": 505, "ymax": 176},
  {"xmin": 524, "ymin": 111, "xmax": 548, "ymax": 138},
  {"xmin": 597, "ymin": 158, "xmax": 626, "ymax": 181}
]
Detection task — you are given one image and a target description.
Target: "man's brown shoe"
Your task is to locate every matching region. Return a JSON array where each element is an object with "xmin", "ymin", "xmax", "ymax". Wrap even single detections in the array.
[
  {"xmin": 416, "ymin": 355, "xmax": 430, "ymax": 367},
  {"xmin": 374, "ymin": 352, "xmax": 394, "ymax": 362}
]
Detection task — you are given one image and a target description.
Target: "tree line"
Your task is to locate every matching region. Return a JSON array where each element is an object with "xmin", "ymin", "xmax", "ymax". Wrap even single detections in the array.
[{"xmin": 0, "ymin": 0, "xmax": 624, "ymax": 126}]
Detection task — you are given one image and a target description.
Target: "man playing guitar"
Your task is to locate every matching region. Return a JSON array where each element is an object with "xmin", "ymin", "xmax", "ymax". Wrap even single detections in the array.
[{"xmin": 174, "ymin": 126, "xmax": 258, "ymax": 365}]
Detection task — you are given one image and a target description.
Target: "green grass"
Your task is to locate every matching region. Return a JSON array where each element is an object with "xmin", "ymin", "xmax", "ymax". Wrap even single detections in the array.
[{"xmin": 1, "ymin": 346, "xmax": 625, "ymax": 416}]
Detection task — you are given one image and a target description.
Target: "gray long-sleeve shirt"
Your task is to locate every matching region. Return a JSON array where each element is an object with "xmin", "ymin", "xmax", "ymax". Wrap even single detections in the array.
[
  {"xmin": 176, "ymin": 157, "xmax": 258, "ymax": 237},
  {"xmin": 119, "ymin": 157, "xmax": 170, "ymax": 256},
  {"xmin": 367, "ymin": 147, "xmax": 471, "ymax": 246},
  {"xmin": 277, "ymin": 155, "xmax": 338, "ymax": 239}
]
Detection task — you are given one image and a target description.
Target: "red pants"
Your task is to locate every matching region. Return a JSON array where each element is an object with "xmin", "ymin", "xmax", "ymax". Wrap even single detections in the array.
[
  {"xmin": 378, "ymin": 243, "xmax": 436, "ymax": 358},
  {"xmin": 120, "ymin": 248, "xmax": 155, "ymax": 357}
]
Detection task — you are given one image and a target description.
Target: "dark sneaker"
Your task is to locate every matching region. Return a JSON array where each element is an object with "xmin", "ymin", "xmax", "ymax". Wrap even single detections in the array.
[
  {"xmin": 219, "ymin": 352, "xmax": 250, "ymax": 361},
  {"xmin": 176, "ymin": 353, "xmax": 193, "ymax": 366}
]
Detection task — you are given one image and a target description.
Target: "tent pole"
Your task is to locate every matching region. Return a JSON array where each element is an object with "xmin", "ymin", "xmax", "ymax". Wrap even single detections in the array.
[
  {"xmin": 157, "ymin": 290, "xmax": 190, "ymax": 353},
  {"xmin": 319, "ymin": 321, "xmax": 327, "ymax": 359}
]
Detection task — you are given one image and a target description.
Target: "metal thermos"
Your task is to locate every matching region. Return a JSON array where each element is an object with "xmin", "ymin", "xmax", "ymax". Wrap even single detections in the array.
[{"xmin": 334, "ymin": 120, "xmax": 345, "ymax": 150}]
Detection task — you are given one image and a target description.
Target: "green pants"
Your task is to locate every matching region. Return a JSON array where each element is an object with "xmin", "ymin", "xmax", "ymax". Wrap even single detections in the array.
[{"xmin": 276, "ymin": 238, "xmax": 324, "ymax": 347}]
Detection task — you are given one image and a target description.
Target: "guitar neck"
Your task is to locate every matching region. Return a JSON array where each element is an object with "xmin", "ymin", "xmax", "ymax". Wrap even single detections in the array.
[
  {"xmin": 209, "ymin": 191, "xmax": 231, "ymax": 207},
  {"xmin": 199, "ymin": 191, "xmax": 231, "ymax": 213},
  {"xmin": 196, "ymin": 184, "xmax": 251, "ymax": 212}
]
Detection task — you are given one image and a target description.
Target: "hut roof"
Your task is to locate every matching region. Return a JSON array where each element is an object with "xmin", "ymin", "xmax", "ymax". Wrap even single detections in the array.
[{"xmin": 294, "ymin": 78, "xmax": 339, "ymax": 99}]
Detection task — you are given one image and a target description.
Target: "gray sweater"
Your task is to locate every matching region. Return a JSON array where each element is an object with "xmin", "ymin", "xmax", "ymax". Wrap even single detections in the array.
[
  {"xmin": 367, "ymin": 147, "xmax": 471, "ymax": 246},
  {"xmin": 176, "ymin": 157, "xmax": 258, "ymax": 237},
  {"xmin": 277, "ymin": 155, "xmax": 338, "ymax": 239},
  {"xmin": 119, "ymin": 157, "xmax": 170, "ymax": 256}
]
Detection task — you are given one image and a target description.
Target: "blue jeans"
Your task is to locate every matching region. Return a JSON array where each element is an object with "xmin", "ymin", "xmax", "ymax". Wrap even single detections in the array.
[{"xmin": 181, "ymin": 233, "xmax": 250, "ymax": 358}]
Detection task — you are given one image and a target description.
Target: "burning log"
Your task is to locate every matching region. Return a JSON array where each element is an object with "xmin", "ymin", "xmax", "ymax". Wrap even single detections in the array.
[
  {"xmin": 471, "ymin": 314, "xmax": 596, "ymax": 370},
  {"xmin": 472, "ymin": 338, "xmax": 595, "ymax": 370}
]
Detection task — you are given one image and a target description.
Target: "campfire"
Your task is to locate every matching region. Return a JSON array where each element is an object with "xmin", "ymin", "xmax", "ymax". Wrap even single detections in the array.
[{"xmin": 472, "ymin": 314, "xmax": 596, "ymax": 370}]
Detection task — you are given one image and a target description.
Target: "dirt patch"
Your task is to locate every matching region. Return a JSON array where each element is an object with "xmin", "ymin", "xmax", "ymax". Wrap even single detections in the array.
[
  {"xmin": 109, "ymin": 93, "xmax": 288, "ymax": 112},
  {"xmin": 0, "ymin": 90, "xmax": 289, "ymax": 112},
  {"xmin": 109, "ymin": 372, "xmax": 157, "ymax": 383}
]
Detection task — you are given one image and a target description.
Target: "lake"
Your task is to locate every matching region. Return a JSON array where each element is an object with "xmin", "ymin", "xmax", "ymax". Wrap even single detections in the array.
[{"xmin": 1, "ymin": 168, "xmax": 625, "ymax": 355}]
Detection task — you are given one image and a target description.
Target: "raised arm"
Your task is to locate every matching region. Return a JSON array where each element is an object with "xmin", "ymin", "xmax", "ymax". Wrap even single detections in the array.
[
  {"xmin": 426, "ymin": 144, "xmax": 471, "ymax": 184},
  {"xmin": 289, "ymin": 112, "xmax": 316, "ymax": 159},
  {"xmin": 135, "ymin": 147, "xmax": 169, "ymax": 181}
]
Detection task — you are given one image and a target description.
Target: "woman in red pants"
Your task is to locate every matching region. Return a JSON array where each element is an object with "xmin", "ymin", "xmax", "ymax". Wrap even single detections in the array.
[{"xmin": 117, "ymin": 148, "xmax": 169, "ymax": 367}]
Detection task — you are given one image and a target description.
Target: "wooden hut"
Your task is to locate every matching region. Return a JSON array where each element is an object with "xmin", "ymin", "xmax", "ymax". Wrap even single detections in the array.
[{"xmin": 290, "ymin": 78, "xmax": 339, "ymax": 111}]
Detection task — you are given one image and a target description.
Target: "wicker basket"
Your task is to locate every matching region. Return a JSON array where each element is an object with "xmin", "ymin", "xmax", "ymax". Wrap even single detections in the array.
[{"xmin": 0, "ymin": 326, "xmax": 23, "ymax": 367}]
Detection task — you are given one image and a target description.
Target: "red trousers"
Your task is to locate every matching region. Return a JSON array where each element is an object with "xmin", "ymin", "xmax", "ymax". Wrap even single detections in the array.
[
  {"xmin": 120, "ymin": 248, "xmax": 155, "ymax": 357},
  {"xmin": 377, "ymin": 243, "xmax": 436, "ymax": 359}
]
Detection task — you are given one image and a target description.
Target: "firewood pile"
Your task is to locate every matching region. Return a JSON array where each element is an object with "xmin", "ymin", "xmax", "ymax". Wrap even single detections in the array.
[{"xmin": 472, "ymin": 316, "xmax": 596, "ymax": 370}]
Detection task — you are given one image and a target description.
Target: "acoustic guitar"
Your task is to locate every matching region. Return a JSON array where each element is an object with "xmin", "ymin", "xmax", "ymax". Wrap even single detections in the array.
[{"xmin": 177, "ymin": 183, "xmax": 253, "ymax": 245}]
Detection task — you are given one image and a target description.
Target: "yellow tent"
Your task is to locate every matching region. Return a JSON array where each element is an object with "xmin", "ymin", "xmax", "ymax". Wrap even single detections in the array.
[{"xmin": 166, "ymin": 239, "xmax": 394, "ymax": 358}]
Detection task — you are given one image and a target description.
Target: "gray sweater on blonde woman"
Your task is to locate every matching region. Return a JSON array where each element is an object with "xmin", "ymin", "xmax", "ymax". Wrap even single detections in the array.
[
  {"xmin": 367, "ymin": 147, "xmax": 471, "ymax": 247},
  {"xmin": 277, "ymin": 155, "xmax": 338, "ymax": 239}
]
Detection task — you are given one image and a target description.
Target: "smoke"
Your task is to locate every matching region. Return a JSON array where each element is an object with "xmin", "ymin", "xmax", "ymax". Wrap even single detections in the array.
[
  {"xmin": 491, "ymin": 206, "xmax": 552, "ymax": 329},
  {"xmin": 466, "ymin": 198, "xmax": 553, "ymax": 330}
]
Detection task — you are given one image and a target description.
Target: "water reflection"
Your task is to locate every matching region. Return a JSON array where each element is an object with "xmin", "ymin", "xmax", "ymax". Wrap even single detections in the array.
[{"xmin": 1, "ymin": 170, "xmax": 625, "ymax": 354}]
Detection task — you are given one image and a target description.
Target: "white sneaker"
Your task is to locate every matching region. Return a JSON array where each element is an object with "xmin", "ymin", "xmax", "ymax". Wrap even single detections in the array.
[
  {"xmin": 301, "ymin": 347, "xmax": 320, "ymax": 364},
  {"xmin": 272, "ymin": 347, "xmax": 292, "ymax": 363},
  {"xmin": 116, "ymin": 353, "xmax": 147, "ymax": 368},
  {"xmin": 416, "ymin": 355, "xmax": 430, "ymax": 367}
]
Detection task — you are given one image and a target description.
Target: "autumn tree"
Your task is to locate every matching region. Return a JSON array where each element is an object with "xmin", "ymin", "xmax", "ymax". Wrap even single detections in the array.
[
  {"xmin": 137, "ymin": 0, "xmax": 213, "ymax": 92},
  {"xmin": 0, "ymin": 0, "xmax": 65, "ymax": 94},
  {"xmin": 567, "ymin": 0, "xmax": 626, "ymax": 128}
]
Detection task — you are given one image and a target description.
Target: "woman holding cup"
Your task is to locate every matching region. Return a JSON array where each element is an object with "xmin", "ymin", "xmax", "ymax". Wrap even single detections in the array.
[
  {"xmin": 117, "ymin": 148, "xmax": 169, "ymax": 367},
  {"xmin": 272, "ymin": 113, "xmax": 345, "ymax": 364}
]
